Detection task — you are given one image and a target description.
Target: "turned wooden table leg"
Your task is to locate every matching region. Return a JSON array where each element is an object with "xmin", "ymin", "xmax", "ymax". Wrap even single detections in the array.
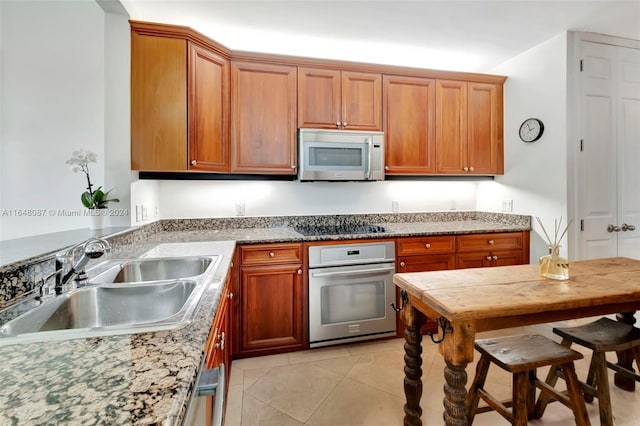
[
  {"xmin": 403, "ymin": 303, "xmax": 426, "ymax": 426},
  {"xmin": 443, "ymin": 361, "xmax": 468, "ymax": 426},
  {"xmin": 615, "ymin": 311, "xmax": 637, "ymax": 391}
]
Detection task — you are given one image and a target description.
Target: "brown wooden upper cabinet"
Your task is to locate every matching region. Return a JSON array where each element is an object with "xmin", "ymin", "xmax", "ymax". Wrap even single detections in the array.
[
  {"xmin": 298, "ymin": 67, "xmax": 382, "ymax": 131},
  {"xmin": 231, "ymin": 61, "xmax": 298, "ymax": 174},
  {"xmin": 131, "ymin": 28, "xmax": 229, "ymax": 172},
  {"xmin": 435, "ymin": 80, "xmax": 503, "ymax": 175},
  {"xmin": 383, "ymin": 75, "xmax": 436, "ymax": 174}
]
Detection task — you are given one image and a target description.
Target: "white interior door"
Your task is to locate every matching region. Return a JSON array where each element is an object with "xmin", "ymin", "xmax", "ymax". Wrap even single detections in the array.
[
  {"xmin": 617, "ymin": 45, "xmax": 640, "ymax": 258},
  {"xmin": 577, "ymin": 41, "xmax": 640, "ymax": 260}
]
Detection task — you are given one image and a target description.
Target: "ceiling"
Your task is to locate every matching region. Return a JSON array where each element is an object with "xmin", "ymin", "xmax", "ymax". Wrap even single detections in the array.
[{"xmin": 120, "ymin": 0, "xmax": 640, "ymax": 72}]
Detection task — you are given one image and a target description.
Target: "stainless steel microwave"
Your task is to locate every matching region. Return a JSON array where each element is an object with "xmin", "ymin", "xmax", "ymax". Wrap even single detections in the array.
[{"xmin": 297, "ymin": 129, "xmax": 385, "ymax": 181}]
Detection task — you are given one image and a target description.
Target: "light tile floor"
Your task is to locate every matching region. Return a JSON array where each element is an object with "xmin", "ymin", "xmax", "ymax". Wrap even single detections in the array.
[{"xmin": 224, "ymin": 317, "xmax": 640, "ymax": 425}]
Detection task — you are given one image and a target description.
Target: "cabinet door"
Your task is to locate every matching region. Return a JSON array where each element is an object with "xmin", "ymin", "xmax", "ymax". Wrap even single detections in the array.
[
  {"xmin": 298, "ymin": 67, "xmax": 341, "ymax": 129},
  {"xmin": 231, "ymin": 61, "xmax": 297, "ymax": 174},
  {"xmin": 188, "ymin": 43, "xmax": 230, "ymax": 172},
  {"xmin": 131, "ymin": 32, "xmax": 187, "ymax": 171},
  {"xmin": 239, "ymin": 263, "xmax": 305, "ymax": 356},
  {"xmin": 342, "ymin": 71, "xmax": 382, "ymax": 130},
  {"xmin": 436, "ymin": 80, "xmax": 468, "ymax": 174},
  {"xmin": 383, "ymin": 75, "xmax": 436, "ymax": 174},
  {"xmin": 467, "ymin": 82, "xmax": 503, "ymax": 175}
]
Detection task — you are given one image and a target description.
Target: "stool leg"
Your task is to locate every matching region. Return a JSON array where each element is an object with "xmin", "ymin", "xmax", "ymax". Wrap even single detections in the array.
[
  {"xmin": 527, "ymin": 369, "xmax": 537, "ymax": 420},
  {"xmin": 533, "ymin": 363, "xmax": 561, "ymax": 418},
  {"xmin": 633, "ymin": 347, "xmax": 640, "ymax": 376},
  {"xmin": 513, "ymin": 372, "xmax": 529, "ymax": 426},
  {"xmin": 584, "ymin": 353, "xmax": 599, "ymax": 403},
  {"xmin": 466, "ymin": 355, "xmax": 491, "ymax": 424},
  {"xmin": 592, "ymin": 352, "xmax": 613, "ymax": 426},
  {"xmin": 563, "ymin": 362, "xmax": 591, "ymax": 426}
]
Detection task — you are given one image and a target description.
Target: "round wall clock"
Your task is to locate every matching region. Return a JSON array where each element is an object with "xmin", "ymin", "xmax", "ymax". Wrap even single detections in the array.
[{"xmin": 519, "ymin": 118, "xmax": 544, "ymax": 142}]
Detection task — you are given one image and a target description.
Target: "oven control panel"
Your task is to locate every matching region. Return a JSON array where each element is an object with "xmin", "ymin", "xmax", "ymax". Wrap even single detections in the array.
[{"xmin": 308, "ymin": 241, "xmax": 395, "ymax": 268}]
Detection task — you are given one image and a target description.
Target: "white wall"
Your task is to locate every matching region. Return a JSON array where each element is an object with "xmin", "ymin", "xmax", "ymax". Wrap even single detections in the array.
[
  {"xmin": 476, "ymin": 32, "xmax": 569, "ymax": 261},
  {"xmin": 147, "ymin": 180, "xmax": 479, "ymax": 220},
  {"xmin": 0, "ymin": 0, "xmax": 132, "ymax": 241}
]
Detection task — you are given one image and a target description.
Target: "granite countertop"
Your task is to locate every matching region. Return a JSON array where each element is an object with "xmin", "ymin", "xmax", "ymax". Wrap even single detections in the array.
[
  {"xmin": 0, "ymin": 240, "xmax": 235, "ymax": 426},
  {"xmin": 0, "ymin": 212, "xmax": 531, "ymax": 425}
]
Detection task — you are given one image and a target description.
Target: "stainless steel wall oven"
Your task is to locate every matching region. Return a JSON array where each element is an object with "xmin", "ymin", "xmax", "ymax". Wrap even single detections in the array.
[{"xmin": 307, "ymin": 241, "xmax": 396, "ymax": 348}]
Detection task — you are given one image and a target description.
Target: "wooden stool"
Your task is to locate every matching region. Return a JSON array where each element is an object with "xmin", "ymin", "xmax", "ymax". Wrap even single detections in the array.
[
  {"xmin": 467, "ymin": 334, "xmax": 590, "ymax": 426},
  {"xmin": 535, "ymin": 317, "xmax": 640, "ymax": 426}
]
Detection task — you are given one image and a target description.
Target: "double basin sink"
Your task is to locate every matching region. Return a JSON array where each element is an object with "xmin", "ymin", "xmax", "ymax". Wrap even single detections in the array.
[{"xmin": 0, "ymin": 255, "xmax": 220, "ymax": 344}]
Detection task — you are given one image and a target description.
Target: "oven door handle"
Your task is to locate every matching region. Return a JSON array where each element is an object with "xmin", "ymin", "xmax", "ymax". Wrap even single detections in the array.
[{"xmin": 311, "ymin": 266, "xmax": 395, "ymax": 278}]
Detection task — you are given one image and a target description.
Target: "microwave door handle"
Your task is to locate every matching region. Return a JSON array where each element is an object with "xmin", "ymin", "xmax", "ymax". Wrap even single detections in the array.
[
  {"xmin": 311, "ymin": 266, "xmax": 395, "ymax": 278},
  {"xmin": 366, "ymin": 136, "xmax": 373, "ymax": 180}
]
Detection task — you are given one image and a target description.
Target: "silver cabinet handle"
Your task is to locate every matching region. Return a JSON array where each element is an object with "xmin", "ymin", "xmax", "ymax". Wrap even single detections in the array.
[
  {"xmin": 425, "ymin": 244, "xmax": 431, "ymax": 249},
  {"xmin": 400, "ymin": 261, "xmax": 406, "ymax": 267},
  {"xmin": 488, "ymin": 240, "xmax": 495, "ymax": 245},
  {"xmin": 228, "ymin": 292, "xmax": 234, "ymax": 300},
  {"xmin": 469, "ymin": 166, "xmax": 474, "ymax": 172},
  {"xmin": 291, "ymin": 164, "xmax": 296, "ymax": 169},
  {"xmin": 607, "ymin": 224, "xmax": 621, "ymax": 232},
  {"xmin": 336, "ymin": 121, "xmax": 342, "ymax": 127},
  {"xmin": 342, "ymin": 122, "xmax": 348, "ymax": 127},
  {"xmin": 191, "ymin": 160, "xmax": 197, "ymax": 166},
  {"xmin": 486, "ymin": 256, "xmax": 492, "ymax": 261},
  {"xmin": 463, "ymin": 166, "xmax": 469, "ymax": 172},
  {"xmin": 492, "ymin": 255, "xmax": 498, "ymax": 261},
  {"xmin": 297, "ymin": 269, "xmax": 302, "ymax": 275},
  {"xmin": 384, "ymin": 166, "xmax": 389, "ymax": 171},
  {"xmin": 621, "ymin": 223, "xmax": 636, "ymax": 231},
  {"xmin": 269, "ymin": 252, "xmax": 275, "ymax": 257}
]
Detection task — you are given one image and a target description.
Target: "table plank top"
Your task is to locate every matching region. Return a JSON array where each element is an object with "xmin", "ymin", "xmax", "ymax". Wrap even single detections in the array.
[{"xmin": 393, "ymin": 257, "xmax": 640, "ymax": 322}]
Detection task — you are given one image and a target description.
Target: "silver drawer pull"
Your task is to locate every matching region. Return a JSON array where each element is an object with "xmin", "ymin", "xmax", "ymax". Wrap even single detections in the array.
[{"xmin": 425, "ymin": 243, "xmax": 431, "ymax": 249}]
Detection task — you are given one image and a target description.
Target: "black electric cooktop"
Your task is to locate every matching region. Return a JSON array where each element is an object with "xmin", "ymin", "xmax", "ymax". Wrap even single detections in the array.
[{"xmin": 294, "ymin": 224, "xmax": 387, "ymax": 236}]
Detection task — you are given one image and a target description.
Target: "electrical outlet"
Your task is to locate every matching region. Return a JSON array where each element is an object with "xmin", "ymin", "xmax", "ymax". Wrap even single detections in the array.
[
  {"xmin": 235, "ymin": 202, "xmax": 245, "ymax": 217},
  {"xmin": 391, "ymin": 200, "xmax": 399, "ymax": 213},
  {"xmin": 501, "ymin": 199, "xmax": 513, "ymax": 212},
  {"xmin": 142, "ymin": 205, "xmax": 148, "ymax": 220}
]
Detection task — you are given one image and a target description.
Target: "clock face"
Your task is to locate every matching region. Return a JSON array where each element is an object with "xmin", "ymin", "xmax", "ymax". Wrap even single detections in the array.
[{"xmin": 519, "ymin": 118, "xmax": 544, "ymax": 142}]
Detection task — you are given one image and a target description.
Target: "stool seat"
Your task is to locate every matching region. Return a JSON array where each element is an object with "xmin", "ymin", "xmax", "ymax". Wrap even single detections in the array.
[
  {"xmin": 553, "ymin": 317, "xmax": 640, "ymax": 352},
  {"xmin": 475, "ymin": 334, "xmax": 584, "ymax": 373},
  {"xmin": 468, "ymin": 334, "xmax": 590, "ymax": 426}
]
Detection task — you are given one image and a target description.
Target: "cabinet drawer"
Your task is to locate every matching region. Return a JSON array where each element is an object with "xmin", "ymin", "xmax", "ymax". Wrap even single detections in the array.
[
  {"xmin": 456, "ymin": 249, "xmax": 524, "ymax": 269},
  {"xmin": 240, "ymin": 243, "xmax": 303, "ymax": 265},
  {"xmin": 397, "ymin": 236, "xmax": 455, "ymax": 256},
  {"xmin": 456, "ymin": 232, "xmax": 523, "ymax": 252}
]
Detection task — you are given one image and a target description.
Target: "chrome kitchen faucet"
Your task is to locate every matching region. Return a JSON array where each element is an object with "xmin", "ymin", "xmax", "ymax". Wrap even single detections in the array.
[{"xmin": 40, "ymin": 237, "xmax": 111, "ymax": 297}]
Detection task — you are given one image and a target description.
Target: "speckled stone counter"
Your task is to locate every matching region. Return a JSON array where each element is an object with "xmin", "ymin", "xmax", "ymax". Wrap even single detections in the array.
[
  {"xmin": 0, "ymin": 240, "xmax": 235, "ymax": 426},
  {"xmin": 0, "ymin": 211, "xmax": 530, "ymax": 425}
]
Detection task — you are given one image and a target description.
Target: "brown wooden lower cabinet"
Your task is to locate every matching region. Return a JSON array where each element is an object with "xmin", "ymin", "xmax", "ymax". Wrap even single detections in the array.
[
  {"xmin": 236, "ymin": 243, "xmax": 306, "ymax": 358},
  {"xmin": 204, "ymin": 276, "xmax": 232, "ymax": 425}
]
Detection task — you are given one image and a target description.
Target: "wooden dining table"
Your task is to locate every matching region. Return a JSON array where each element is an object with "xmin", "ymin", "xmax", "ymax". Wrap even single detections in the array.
[{"xmin": 393, "ymin": 257, "xmax": 640, "ymax": 426}]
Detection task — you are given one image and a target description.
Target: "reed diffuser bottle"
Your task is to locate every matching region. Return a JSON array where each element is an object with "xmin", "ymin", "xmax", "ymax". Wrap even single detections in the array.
[{"xmin": 537, "ymin": 217, "xmax": 572, "ymax": 280}]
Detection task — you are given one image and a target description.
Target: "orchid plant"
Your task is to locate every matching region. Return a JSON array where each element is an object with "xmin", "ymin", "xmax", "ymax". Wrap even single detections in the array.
[{"xmin": 66, "ymin": 149, "xmax": 119, "ymax": 209}]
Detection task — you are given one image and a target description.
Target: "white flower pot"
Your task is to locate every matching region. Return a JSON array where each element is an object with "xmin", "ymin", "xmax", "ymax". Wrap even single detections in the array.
[{"xmin": 88, "ymin": 209, "xmax": 107, "ymax": 229}]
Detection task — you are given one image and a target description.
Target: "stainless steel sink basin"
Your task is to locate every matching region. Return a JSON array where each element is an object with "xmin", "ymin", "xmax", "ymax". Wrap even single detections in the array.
[
  {"xmin": 0, "ymin": 279, "xmax": 205, "ymax": 344},
  {"xmin": 0, "ymin": 280, "xmax": 197, "ymax": 337},
  {"xmin": 89, "ymin": 256, "xmax": 215, "ymax": 283},
  {"xmin": 0, "ymin": 253, "xmax": 222, "ymax": 344}
]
